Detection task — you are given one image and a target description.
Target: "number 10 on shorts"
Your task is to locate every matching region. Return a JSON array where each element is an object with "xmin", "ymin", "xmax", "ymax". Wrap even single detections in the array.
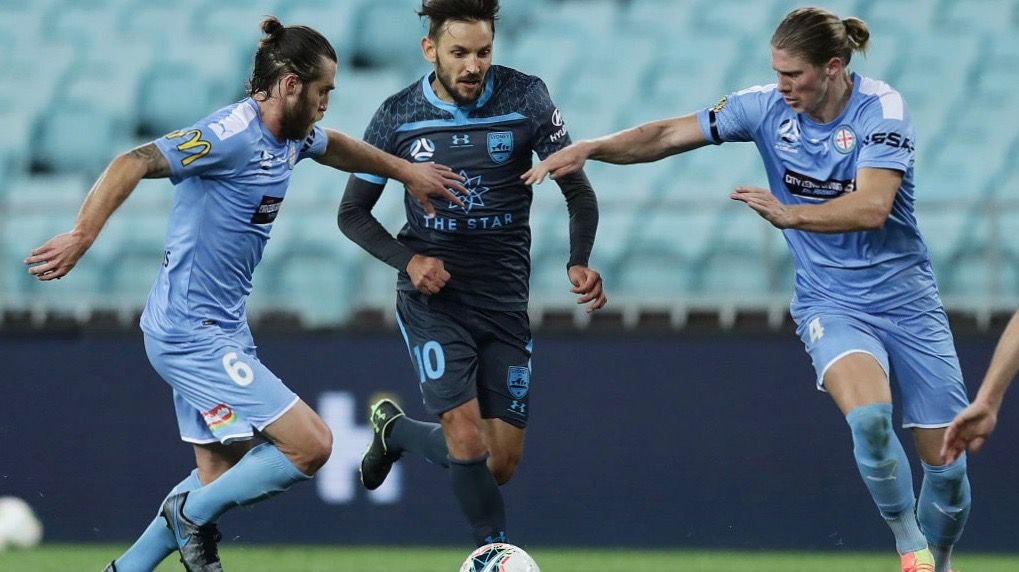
[{"xmin": 412, "ymin": 341, "xmax": 446, "ymax": 384}]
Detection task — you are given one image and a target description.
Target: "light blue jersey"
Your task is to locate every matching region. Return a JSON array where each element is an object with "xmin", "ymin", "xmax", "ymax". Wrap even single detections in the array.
[
  {"xmin": 696, "ymin": 73, "xmax": 935, "ymax": 314},
  {"xmin": 141, "ymin": 98, "xmax": 327, "ymax": 340},
  {"xmin": 696, "ymin": 74, "xmax": 967, "ymax": 426}
]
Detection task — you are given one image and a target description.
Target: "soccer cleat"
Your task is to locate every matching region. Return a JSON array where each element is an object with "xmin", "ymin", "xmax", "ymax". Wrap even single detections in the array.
[
  {"xmin": 901, "ymin": 548, "xmax": 936, "ymax": 572},
  {"xmin": 161, "ymin": 491, "xmax": 224, "ymax": 572},
  {"xmin": 102, "ymin": 562, "xmax": 117, "ymax": 572},
  {"xmin": 360, "ymin": 398, "xmax": 406, "ymax": 490}
]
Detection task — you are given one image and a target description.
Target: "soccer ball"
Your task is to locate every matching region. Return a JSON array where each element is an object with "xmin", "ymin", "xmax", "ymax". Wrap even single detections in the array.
[
  {"xmin": 0, "ymin": 496, "xmax": 43, "ymax": 550},
  {"xmin": 459, "ymin": 543, "xmax": 540, "ymax": 572}
]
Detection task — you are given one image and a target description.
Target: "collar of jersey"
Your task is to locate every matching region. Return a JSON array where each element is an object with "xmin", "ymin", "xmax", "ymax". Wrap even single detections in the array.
[
  {"xmin": 799, "ymin": 72, "xmax": 861, "ymax": 128},
  {"xmin": 420, "ymin": 70, "xmax": 495, "ymax": 117}
]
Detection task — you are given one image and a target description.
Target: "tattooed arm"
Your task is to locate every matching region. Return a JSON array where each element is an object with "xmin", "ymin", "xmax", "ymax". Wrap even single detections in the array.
[{"xmin": 25, "ymin": 142, "xmax": 171, "ymax": 280}]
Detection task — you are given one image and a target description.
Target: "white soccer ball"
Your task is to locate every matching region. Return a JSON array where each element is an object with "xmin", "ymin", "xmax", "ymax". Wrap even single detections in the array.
[
  {"xmin": 0, "ymin": 496, "xmax": 43, "ymax": 550},
  {"xmin": 459, "ymin": 543, "xmax": 540, "ymax": 572}
]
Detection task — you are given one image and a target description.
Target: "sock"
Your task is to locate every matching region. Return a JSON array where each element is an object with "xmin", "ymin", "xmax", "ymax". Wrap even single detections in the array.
[
  {"xmin": 846, "ymin": 403, "xmax": 927, "ymax": 554},
  {"xmin": 918, "ymin": 454, "xmax": 971, "ymax": 572},
  {"xmin": 182, "ymin": 443, "xmax": 310, "ymax": 525},
  {"xmin": 114, "ymin": 470, "xmax": 201, "ymax": 571},
  {"xmin": 449, "ymin": 454, "xmax": 507, "ymax": 546},
  {"xmin": 389, "ymin": 416, "xmax": 449, "ymax": 468}
]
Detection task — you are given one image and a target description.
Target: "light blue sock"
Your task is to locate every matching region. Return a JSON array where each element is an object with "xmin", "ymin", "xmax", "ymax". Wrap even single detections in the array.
[
  {"xmin": 846, "ymin": 403, "xmax": 927, "ymax": 554},
  {"xmin": 114, "ymin": 470, "xmax": 201, "ymax": 572},
  {"xmin": 181, "ymin": 443, "xmax": 310, "ymax": 525},
  {"xmin": 919, "ymin": 454, "xmax": 971, "ymax": 572}
]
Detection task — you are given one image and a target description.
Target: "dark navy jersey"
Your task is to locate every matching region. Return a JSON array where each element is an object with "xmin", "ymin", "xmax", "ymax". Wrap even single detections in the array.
[{"xmin": 355, "ymin": 65, "xmax": 571, "ymax": 311}]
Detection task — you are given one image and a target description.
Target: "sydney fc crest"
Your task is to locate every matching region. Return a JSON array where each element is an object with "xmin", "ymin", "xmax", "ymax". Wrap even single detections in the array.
[
  {"xmin": 487, "ymin": 131, "xmax": 513, "ymax": 164},
  {"xmin": 507, "ymin": 366, "xmax": 530, "ymax": 399}
]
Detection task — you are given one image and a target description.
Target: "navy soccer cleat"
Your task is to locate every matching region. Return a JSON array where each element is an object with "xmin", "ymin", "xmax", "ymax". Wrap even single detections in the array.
[
  {"xmin": 161, "ymin": 491, "xmax": 224, "ymax": 572},
  {"xmin": 360, "ymin": 398, "xmax": 406, "ymax": 490}
]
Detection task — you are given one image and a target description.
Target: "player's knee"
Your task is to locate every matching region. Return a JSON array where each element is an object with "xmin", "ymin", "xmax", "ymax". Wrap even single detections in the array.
[
  {"xmin": 294, "ymin": 428, "xmax": 333, "ymax": 475},
  {"xmin": 446, "ymin": 428, "xmax": 486, "ymax": 460},
  {"xmin": 847, "ymin": 404, "xmax": 893, "ymax": 460},
  {"xmin": 488, "ymin": 450, "xmax": 521, "ymax": 485}
]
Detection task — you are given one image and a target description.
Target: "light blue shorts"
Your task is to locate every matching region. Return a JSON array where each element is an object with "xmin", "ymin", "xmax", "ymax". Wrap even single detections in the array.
[
  {"xmin": 144, "ymin": 326, "xmax": 299, "ymax": 444},
  {"xmin": 793, "ymin": 295, "xmax": 969, "ymax": 428}
]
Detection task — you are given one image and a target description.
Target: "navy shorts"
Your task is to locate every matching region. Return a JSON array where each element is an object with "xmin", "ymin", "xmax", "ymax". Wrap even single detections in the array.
[{"xmin": 395, "ymin": 291, "xmax": 533, "ymax": 428}]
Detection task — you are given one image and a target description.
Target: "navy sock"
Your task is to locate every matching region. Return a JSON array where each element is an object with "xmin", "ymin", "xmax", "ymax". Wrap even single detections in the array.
[
  {"xmin": 918, "ymin": 454, "xmax": 971, "ymax": 572},
  {"xmin": 182, "ymin": 443, "xmax": 310, "ymax": 525},
  {"xmin": 114, "ymin": 470, "xmax": 201, "ymax": 571},
  {"xmin": 846, "ymin": 403, "xmax": 927, "ymax": 554},
  {"xmin": 449, "ymin": 454, "xmax": 507, "ymax": 546},
  {"xmin": 389, "ymin": 416, "xmax": 449, "ymax": 468}
]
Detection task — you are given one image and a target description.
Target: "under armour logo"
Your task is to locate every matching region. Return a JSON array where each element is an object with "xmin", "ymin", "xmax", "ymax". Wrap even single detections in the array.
[
  {"xmin": 509, "ymin": 400, "xmax": 526, "ymax": 414},
  {"xmin": 451, "ymin": 134, "xmax": 471, "ymax": 146}
]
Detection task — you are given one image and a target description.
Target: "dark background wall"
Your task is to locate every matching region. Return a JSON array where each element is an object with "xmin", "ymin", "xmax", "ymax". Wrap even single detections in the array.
[{"xmin": 2, "ymin": 331, "xmax": 1016, "ymax": 551}]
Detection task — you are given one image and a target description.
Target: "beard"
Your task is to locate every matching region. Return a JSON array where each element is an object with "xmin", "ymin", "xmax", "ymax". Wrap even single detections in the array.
[
  {"xmin": 279, "ymin": 93, "xmax": 318, "ymax": 140},
  {"xmin": 435, "ymin": 57, "xmax": 485, "ymax": 106}
]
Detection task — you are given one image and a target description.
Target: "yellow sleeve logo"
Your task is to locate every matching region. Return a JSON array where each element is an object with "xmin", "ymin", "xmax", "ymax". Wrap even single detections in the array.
[
  {"xmin": 165, "ymin": 129, "xmax": 212, "ymax": 167},
  {"xmin": 710, "ymin": 96, "xmax": 728, "ymax": 113}
]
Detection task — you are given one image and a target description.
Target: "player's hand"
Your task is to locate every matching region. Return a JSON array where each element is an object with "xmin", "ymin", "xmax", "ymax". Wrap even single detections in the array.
[
  {"xmin": 940, "ymin": 400, "xmax": 998, "ymax": 464},
  {"xmin": 567, "ymin": 265, "xmax": 607, "ymax": 313},
  {"xmin": 402, "ymin": 163, "xmax": 468, "ymax": 219},
  {"xmin": 730, "ymin": 185, "xmax": 797, "ymax": 229},
  {"xmin": 406, "ymin": 254, "xmax": 450, "ymax": 295},
  {"xmin": 24, "ymin": 230, "xmax": 92, "ymax": 281},
  {"xmin": 521, "ymin": 142, "xmax": 591, "ymax": 185}
]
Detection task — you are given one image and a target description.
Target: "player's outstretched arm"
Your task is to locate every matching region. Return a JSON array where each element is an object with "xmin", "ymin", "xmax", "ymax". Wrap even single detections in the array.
[
  {"xmin": 317, "ymin": 129, "xmax": 466, "ymax": 218},
  {"xmin": 24, "ymin": 142, "xmax": 169, "ymax": 281},
  {"xmin": 522, "ymin": 114, "xmax": 708, "ymax": 185},
  {"xmin": 941, "ymin": 308, "xmax": 1019, "ymax": 462},
  {"xmin": 731, "ymin": 168, "xmax": 900, "ymax": 232}
]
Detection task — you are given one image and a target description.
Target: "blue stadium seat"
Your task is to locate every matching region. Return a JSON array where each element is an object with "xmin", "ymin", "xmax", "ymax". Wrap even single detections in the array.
[
  {"xmin": 623, "ymin": 0, "xmax": 699, "ymax": 36},
  {"xmin": 136, "ymin": 61, "xmax": 220, "ymax": 136},
  {"xmin": 863, "ymin": 0, "xmax": 937, "ymax": 35},
  {"xmin": 351, "ymin": 0, "xmax": 429, "ymax": 75},
  {"xmin": 501, "ymin": 32, "xmax": 580, "ymax": 90},
  {"xmin": 33, "ymin": 100, "xmax": 122, "ymax": 175},
  {"xmin": 275, "ymin": 0, "xmax": 364, "ymax": 64},
  {"xmin": 317, "ymin": 69, "xmax": 408, "ymax": 139},
  {"xmin": 690, "ymin": 0, "xmax": 776, "ymax": 37},
  {"xmin": 100, "ymin": 211, "xmax": 169, "ymax": 301},
  {"xmin": 938, "ymin": 0, "xmax": 1016, "ymax": 34},
  {"xmin": 253, "ymin": 211, "xmax": 359, "ymax": 326}
]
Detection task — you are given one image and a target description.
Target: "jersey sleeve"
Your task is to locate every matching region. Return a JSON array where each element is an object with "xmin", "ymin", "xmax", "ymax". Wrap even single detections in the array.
[
  {"xmin": 856, "ymin": 97, "xmax": 915, "ymax": 173},
  {"xmin": 695, "ymin": 86, "xmax": 773, "ymax": 145},
  {"xmin": 527, "ymin": 78, "xmax": 572, "ymax": 160},
  {"xmin": 297, "ymin": 125, "xmax": 328, "ymax": 162},
  {"xmin": 354, "ymin": 104, "xmax": 396, "ymax": 186},
  {"xmin": 153, "ymin": 115, "xmax": 249, "ymax": 185}
]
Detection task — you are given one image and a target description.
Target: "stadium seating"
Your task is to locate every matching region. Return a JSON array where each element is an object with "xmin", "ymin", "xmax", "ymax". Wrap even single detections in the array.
[{"xmin": 5, "ymin": 0, "xmax": 1019, "ymax": 322}]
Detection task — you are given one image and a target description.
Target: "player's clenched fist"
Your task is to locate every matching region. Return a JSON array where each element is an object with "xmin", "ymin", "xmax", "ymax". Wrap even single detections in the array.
[{"xmin": 407, "ymin": 254, "xmax": 450, "ymax": 295}]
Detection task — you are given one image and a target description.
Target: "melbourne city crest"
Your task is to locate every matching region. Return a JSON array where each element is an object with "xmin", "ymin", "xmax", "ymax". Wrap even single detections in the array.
[
  {"xmin": 507, "ymin": 366, "xmax": 530, "ymax": 398},
  {"xmin": 488, "ymin": 131, "xmax": 513, "ymax": 164}
]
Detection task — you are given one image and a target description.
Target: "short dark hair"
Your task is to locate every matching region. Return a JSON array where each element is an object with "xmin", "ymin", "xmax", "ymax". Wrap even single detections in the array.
[
  {"xmin": 417, "ymin": 0, "xmax": 500, "ymax": 39},
  {"xmin": 248, "ymin": 16, "xmax": 337, "ymax": 99}
]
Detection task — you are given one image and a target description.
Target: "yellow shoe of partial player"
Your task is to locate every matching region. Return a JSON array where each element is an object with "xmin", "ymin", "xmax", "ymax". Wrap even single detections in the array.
[{"xmin": 900, "ymin": 548, "xmax": 936, "ymax": 572}]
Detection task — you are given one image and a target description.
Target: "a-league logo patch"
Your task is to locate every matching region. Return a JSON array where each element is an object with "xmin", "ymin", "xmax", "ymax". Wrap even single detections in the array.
[
  {"xmin": 487, "ymin": 131, "xmax": 513, "ymax": 164},
  {"xmin": 507, "ymin": 366, "xmax": 530, "ymax": 399}
]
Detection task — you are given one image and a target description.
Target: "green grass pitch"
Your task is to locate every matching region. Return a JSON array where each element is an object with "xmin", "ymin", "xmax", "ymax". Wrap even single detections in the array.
[{"xmin": 1, "ymin": 545, "xmax": 1018, "ymax": 571}]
